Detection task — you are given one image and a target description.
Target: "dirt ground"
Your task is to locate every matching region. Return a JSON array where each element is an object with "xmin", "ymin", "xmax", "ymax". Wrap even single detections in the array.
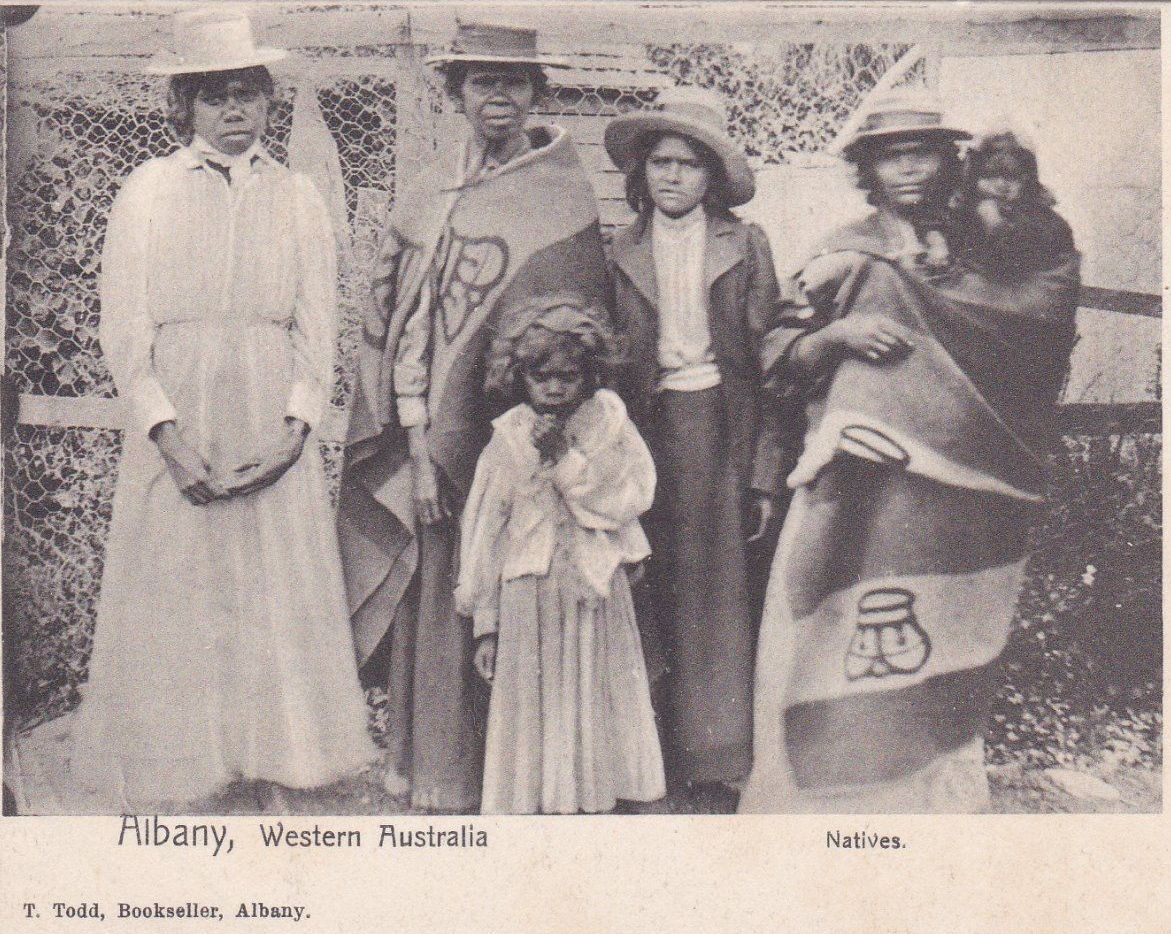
[
  {"xmin": 986, "ymin": 763, "xmax": 1162, "ymax": 814},
  {"xmin": 7, "ymin": 714, "xmax": 1159, "ymax": 816},
  {"xmin": 185, "ymin": 763, "xmax": 1162, "ymax": 817}
]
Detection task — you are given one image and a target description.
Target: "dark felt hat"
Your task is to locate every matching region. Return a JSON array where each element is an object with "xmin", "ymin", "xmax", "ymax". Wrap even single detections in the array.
[{"xmin": 425, "ymin": 21, "xmax": 570, "ymax": 70}]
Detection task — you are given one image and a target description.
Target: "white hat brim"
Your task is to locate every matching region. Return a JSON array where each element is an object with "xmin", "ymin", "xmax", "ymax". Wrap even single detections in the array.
[
  {"xmin": 424, "ymin": 52, "xmax": 572, "ymax": 69},
  {"xmin": 604, "ymin": 111, "xmax": 755, "ymax": 207},
  {"xmin": 146, "ymin": 47, "xmax": 288, "ymax": 76}
]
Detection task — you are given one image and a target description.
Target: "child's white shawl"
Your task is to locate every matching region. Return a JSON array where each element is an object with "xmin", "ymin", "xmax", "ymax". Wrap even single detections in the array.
[{"xmin": 454, "ymin": 389, "xmax": 655, "ymax": 637}]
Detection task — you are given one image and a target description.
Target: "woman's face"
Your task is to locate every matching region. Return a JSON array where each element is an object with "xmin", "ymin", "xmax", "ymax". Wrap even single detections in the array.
[
  {"xmin": 191, "ymin": 71, "xmax": 270, "ymax": 156},
  {"xmin": 645, "ymin": 134, "xmax": 711, "ymax": 218},
  {"xmin": 460, "ymin": 63, "xmax": 535, "ymax": 145},
  {"xmin": 870, "ymin": 138, "xmax": 948, "ymax": 213},
  {"xmin": 523, "ymin": 348, "xmax": 588, "ymax": 416}
]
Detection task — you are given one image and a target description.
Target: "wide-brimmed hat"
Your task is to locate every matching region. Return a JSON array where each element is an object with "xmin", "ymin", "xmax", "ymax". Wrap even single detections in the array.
[
  {"xmin": 424, "ymin": 21, "xmax": 570, "ymax": 70},
  {"xmin": 837, "ymin": 90, "xmax": 970, "ymax": 161},
  {"xmin": 604, "ymin": 87, "xmax": 755, "ymax": 207},
  {"xmin": 147, "ymin": 7, "xmax": 288, "ymax": 76}
]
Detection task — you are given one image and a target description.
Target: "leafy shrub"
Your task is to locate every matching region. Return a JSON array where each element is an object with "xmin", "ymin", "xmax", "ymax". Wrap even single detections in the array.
[{"xmin": 989, "ymin": 428, "xmax": 1162, "ymax": 769}]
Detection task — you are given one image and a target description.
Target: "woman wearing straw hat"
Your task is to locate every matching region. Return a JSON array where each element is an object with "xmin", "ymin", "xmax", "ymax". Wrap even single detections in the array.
[
  {"xmin": 69, "ymin": 7, "xmax": 377, "ymax": 811},
  {"xmin": 605, "ymin": 88, "xmax": 788, "ymax": 807},
  {"xmin": 337, "ymin": 21, "xmax": 611, "ymax": 811},
  {"xmin": 740, "ymin": 91, "xmax": 1079, "ymax": 813}
]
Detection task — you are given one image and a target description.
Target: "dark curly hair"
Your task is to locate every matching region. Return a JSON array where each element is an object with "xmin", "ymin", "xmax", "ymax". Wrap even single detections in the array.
[
  {"xmin": 166, "ymin": 66, "xmax": 275, "ymax": 146},
  {"xmin": 442, "ymin": 61, "xmax": 549, "ymax": 102},
  {"xmin": 846, "ymin": 135, "xmax": 963, "ymax": 209},
  {"xmin": 485, "ymin": 294, "xmax": 618, "ymax": 406},
  {"xmin": 623, "ymin": 130, "xmax": 735, "ymax": 217}
]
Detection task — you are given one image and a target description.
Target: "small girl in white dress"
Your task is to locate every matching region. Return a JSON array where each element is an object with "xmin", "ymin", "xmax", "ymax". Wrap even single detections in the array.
[{"xmin": 455, "ymin": 294, "xmax": 666, "ymax": 814}]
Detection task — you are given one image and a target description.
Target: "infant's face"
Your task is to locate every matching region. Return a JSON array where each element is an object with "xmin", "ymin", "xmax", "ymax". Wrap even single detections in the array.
[{"xmin": 976, "ymin": 173, "xmax": 1024, "ymax": 204}]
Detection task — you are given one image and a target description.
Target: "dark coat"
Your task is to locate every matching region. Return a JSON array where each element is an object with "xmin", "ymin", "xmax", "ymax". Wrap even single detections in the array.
[{"xmin": 609, "ymin": 210, "xmax": 791, "ymax": 498}]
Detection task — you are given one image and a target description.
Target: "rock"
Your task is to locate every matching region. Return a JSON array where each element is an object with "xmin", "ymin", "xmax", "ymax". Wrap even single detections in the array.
[{"xmin": 1044, "ymin": 768, "xmax": 1122, "ymax": 802}]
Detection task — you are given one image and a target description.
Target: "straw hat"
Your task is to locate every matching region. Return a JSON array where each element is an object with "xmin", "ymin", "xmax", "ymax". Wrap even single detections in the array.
[
  {"xmin": 147, "ymin": 7, "xmax": 288, "ymax": 76},
  {"xmin": 604, "ymin": 87, "xmax": 755, "ymax": 207},
  {"xmin": 424, "ymin": 21, "xmax": 570, "ymax": 70},
  {"xmin": 838, "ymin": 90, "xmax": 970, "ymax": 161}
]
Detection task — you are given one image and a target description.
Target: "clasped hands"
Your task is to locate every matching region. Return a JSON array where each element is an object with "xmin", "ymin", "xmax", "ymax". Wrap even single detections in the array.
[
  {"xmin": 153, "ymin": 418, "xmax": 309, "ymax": 507},
  {"xmin": 531, "ymin": 412, "xmax": 570, "ymax": 465}
]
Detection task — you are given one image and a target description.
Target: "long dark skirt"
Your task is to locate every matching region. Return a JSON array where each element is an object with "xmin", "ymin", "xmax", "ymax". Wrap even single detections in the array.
[
  {"xmin": 642, "ymin": 386, "xmax": 754, "ymax": 784},
  {"xmin": 381, "ymin": 520, "xmax": 486, "ymax": 812}
]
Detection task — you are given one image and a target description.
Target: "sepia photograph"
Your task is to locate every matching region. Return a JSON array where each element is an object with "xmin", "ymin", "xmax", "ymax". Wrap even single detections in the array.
[
  {"xmin": 1, "ymin": 1, "xmax": 1165, "ymax": 928},
  {"xmin": 0, "ymin": 4, "xmax": 1164, "ymax": 926}
]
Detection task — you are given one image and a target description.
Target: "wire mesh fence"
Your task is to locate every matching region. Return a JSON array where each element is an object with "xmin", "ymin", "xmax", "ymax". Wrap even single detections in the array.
[{"xmin": 649, "ymin": 43, "xmax": 914, "ymax": 162}]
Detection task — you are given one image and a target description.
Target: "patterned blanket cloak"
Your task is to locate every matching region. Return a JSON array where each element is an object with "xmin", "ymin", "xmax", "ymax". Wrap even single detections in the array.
[
  {"xmin": 742, "ymin": 213, "xmax": 1079, "ymax": 811},
  {"xmin": 337, "ymin": 127, "xmax": 609, "ymax": 663}
]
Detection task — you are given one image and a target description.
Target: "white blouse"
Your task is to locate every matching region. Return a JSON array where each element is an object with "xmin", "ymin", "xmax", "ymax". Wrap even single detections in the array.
[
  {"xmin": 651, "ymin": 206, "xmax": 721, "ymax": 392},
  {"xmin": 99, "ymin": 143, "xmax": 336, "ymax": 446}
]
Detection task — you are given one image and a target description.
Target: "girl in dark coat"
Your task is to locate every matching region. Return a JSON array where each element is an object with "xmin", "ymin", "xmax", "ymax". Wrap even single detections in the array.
[{"xmin": 605, "ymin": 88, "xmax": 789, "ymax": 803}]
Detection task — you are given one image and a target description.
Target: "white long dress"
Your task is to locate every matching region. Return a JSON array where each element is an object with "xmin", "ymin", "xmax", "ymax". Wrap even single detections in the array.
[
  {"xmin": 455, "ymin": 390, "xmax": 666, "ymax": 814},
  {"xmin": 68, "ymin": 144, "xmax": 377, "ymax": 810}
]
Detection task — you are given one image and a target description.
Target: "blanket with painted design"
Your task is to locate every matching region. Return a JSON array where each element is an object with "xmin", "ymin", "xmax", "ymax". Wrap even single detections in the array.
[
  {"xmin": 745, "ymin": 214, "xmax": 1078, "ymax": 808},
  {"xmin": 337, "ymin": 126, "xmax": 609, "ymax": 663}
]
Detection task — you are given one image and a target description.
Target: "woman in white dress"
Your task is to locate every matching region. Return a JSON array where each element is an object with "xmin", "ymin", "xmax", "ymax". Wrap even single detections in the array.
[{"xmin": 69, "ymin": 8, "xmax": 376, "ymax": 810}]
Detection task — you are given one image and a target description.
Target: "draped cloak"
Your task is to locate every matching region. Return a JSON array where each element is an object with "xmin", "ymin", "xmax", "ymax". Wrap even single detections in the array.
[
  {"xmin": 336, "ymin": 127, "xmax": 609, "ymax": 807},
  {"xmin": 741, "ymin": 212, "xmax": 1079, "ymax": 813}
]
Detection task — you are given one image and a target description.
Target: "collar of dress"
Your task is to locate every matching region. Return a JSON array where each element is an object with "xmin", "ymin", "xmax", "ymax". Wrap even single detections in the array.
[
  {"xmin": 653, "ymin": 204, "xmax": 706, "ymax": 238},
  {"xmin": 467, "ymin": 132, "xmax": 532, "ymax": 177},
  {"xmin": 180, "ymin": 137, "xmax": 275, "ymax": 175}
]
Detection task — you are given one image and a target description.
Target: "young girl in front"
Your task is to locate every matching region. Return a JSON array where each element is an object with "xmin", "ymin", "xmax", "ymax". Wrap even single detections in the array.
[{"xmin": 455, "ymin": 294, "xmax": 666, "ymax": 815}]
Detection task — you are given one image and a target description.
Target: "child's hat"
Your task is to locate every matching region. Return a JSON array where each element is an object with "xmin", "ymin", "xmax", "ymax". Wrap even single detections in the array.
[
  {"xmin": 970, "ymin": 115, "xmax": 1038, "ymax": 154},
  {"xmin": 486, "ymin": 294, "xmax": 615, "ymax": 397},
  {"xmin": 604, "ymin": 87, "xmax": 755, "ymax": 207},
  {"xmin": 497, "ymin": 293, "xmax": 613, "ymax": 347}
]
